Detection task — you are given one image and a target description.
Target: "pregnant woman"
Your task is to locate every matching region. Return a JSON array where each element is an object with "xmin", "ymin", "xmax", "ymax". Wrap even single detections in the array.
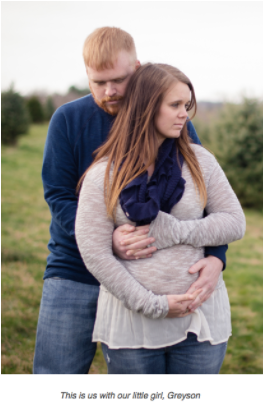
[{"xmin": 75, "ymin": 63, "xmax": 246, "ymax": 374}]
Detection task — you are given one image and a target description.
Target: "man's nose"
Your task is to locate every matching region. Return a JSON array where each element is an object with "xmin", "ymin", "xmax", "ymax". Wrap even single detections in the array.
[{"xmin": 105, "ymin": 83, "xmax": 116, "ymax": 97}]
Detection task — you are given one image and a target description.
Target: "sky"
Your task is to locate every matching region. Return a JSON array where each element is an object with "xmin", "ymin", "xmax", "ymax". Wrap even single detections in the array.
[{"xmin": 2, "ymin": 1, "xmax": 263, "ymax": 102}]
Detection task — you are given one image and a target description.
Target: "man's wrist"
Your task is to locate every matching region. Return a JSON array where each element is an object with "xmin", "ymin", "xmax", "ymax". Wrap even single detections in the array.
[
  {"xmin": 205, "ymin": 244, "xmax": 227, "ymax": 271},
  {"xmin": 205, "ymin": 254, "xmax": 224, "ymax": 270}
]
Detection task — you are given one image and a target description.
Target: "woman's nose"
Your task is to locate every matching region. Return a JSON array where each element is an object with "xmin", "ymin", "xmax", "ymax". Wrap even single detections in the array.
[{"xmin": 179, "ymin": 107, "xmax": 188, "ymax": 118}]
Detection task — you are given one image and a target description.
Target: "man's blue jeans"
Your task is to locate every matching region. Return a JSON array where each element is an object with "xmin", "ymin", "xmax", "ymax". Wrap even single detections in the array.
[
  {"xmin": 102, "ymin": 333, "xmax": 228, "ymax": 374},
  {"xmin": 33, "ymin": 278, "xmax": 100, "ymax": 374}
]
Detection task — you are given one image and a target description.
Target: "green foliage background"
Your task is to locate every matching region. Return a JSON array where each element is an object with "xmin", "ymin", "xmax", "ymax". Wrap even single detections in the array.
[
  {"xmin": 44, "ymin": 97, "xmax": 55, "ymax": 121},
  {"xmin": 193, "ymin": 98, "xmax": 263, "ymax": 210},
  {"xmin": 26, "ymin": 96, "xmax": 45, "ymax": 123},
  {"xmin": 1, "ymin": 88, "xmax": 30, "ymax": 145}
]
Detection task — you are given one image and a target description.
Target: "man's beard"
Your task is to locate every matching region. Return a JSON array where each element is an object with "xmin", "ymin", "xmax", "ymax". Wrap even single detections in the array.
[
  {"xmin": 90, "ymin": 87, "xmax": 123, "ymax": 116},
  {"xmin": 94, "ymin": 95, "xmax": 123, "ymax": 116}
]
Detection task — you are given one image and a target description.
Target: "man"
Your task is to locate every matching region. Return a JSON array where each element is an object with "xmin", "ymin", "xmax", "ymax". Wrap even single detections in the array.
[{"xmin": 33, "ymin": 27, "xmax": 227, "ymax": 374}]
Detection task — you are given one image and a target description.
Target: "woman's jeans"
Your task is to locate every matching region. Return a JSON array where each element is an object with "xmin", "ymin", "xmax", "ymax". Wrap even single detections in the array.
[
  {"xmin": 101, "ymin": 333, "xmax": 227, "ymax": 374},
  {"xmin": 33, "ymin": 278, "xmax": 100, "ymax": 374}
]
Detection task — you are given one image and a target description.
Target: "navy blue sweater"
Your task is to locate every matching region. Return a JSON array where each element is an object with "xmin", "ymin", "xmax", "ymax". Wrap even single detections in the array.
[{"xmin": 42, "ymin": 94, "xmax": 227, "ymax": 285}]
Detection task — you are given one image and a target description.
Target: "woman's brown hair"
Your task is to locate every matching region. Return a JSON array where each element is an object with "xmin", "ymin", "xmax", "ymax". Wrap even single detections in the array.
[{"xmin": 77, "ymin": 63, "xmax": 207, "ymax": 219}]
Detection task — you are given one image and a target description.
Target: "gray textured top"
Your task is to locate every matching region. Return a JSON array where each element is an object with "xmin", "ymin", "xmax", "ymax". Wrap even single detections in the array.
[{"xmin": 75, "ymin": 144, "xmax": 246, "ymax": 348}]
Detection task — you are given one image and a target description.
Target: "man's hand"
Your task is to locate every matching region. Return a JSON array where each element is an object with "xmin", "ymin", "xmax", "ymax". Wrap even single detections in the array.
[
  {"xmin": 186, "ymin": 256, "xmax": 224, "ymax": 311},
  {"xmin": 112, "ymin": 224, "xmax": 157, "ymax": 260},
  {"xmin": 166, "ymin": 289, "xmax": 202, "ymax": 318}
]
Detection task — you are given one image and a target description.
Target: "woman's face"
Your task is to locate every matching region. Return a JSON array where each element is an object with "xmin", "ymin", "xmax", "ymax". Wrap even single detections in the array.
[{"xmin": 154, "ymin": 81, "xmax": 191, "ymax": 146}]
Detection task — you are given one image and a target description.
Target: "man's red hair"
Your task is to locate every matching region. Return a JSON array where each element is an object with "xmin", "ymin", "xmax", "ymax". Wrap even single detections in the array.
[{"xmin": 83, "ymin": 27, "xmax": 137, "ymax": 70}]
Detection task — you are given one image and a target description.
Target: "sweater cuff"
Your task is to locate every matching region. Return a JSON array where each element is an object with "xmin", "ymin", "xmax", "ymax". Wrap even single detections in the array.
[
  {"xmin": 205, "ymin": 245, "xmax": 228, "ymax": 271},
  {"xmin": 142, "ymin": 294, "xmax": 169, "ymax": 319}
]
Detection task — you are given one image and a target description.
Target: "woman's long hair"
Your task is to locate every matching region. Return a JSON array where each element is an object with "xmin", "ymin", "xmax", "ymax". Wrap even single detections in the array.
[{"xmin": 77, "ymin": 63, "xmax": 207, "ymax": 219}]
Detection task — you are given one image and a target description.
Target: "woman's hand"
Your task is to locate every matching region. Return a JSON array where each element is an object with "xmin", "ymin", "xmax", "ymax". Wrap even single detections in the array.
[{"xmin": 166, "ymin": 289, "xmax": 202, "ymax": 318}]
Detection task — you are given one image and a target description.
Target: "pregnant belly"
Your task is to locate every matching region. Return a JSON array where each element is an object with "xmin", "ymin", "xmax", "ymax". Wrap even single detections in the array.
[{"xmin": 121, "ymin": 245, "xmax": 204, "ymax": 295}]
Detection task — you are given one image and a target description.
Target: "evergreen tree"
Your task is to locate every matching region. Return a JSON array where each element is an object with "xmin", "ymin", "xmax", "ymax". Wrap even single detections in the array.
[
  {"xmin": 45, "ymin": 97, "xmax": 55, "ymax": 120},
  {"xmin": 68, "ymin": 85, "xmax": 91, "ymax": 96},
  {"xmin": 26, "ymin": 96, "xmax": 44, "ymax": 123},
  {"xmin": 1, "ymin": 87, "xmax": 30, "ymax": 145},
  {"xmin": 213, "ymin": 98, "xmax": 263, "ymax": 209}
]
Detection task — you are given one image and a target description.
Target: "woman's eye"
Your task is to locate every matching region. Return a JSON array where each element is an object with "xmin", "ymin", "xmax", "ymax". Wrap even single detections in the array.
[{"xmin": 172, "ymin": 103, "xmax": 179, "ymax": 108}]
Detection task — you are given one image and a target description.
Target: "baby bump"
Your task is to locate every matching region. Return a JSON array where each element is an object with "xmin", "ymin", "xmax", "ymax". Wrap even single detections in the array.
[{"xmin": 121, "ymin": 245, "xmax": 205, "ymax": 295}]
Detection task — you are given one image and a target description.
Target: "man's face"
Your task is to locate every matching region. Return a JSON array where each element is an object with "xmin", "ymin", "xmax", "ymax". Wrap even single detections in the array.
[{"xmin": 86, "ymin": 50, "xmax": 140, "ymax": 115}]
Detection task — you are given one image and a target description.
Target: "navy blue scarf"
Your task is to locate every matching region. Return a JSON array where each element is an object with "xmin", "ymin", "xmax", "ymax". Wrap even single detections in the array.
[{"xmin": 119, "ymin": 138, "xmax": 186, "ymax": 226}]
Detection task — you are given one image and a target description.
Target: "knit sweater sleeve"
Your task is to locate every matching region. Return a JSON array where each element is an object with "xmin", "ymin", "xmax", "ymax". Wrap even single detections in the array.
[
  {"xmin": 42, "ymin": 108, "xmax": 78, "ymax": 237},
  {"xmin": 148, "ymin": 152, "xmax": 246, "ymax": 249},
  {"xmin": 75, "ymin": 165, "xmax": 169, "ymax": 319}
]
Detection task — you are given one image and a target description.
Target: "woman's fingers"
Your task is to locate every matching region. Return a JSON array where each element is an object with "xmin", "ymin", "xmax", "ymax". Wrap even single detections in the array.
[
  {"xmin": 166, "ymin": 290, "xmax": 203, "ymax": 318},
  {"xmin": 172, "ymin": 290, "xmax": 202, "ymax": 303},
  {"xmin": 191, "ymin": 288, "xmax": 203, "ymax": 299},
  {"xmin": 187, "ymin": 289, "xmax": 203, "ymax": 311}
]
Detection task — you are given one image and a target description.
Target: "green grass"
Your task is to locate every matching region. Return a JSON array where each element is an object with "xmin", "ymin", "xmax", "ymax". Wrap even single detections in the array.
[
  {"xmin": 1, "ymin": 125, "xmax": 107, "ymax": 374},
  {"xmin": 221, "ymin": 210, "xmax": 263, "ymax": 373},
  {"xmin": 1, "ymin": 125, "xmax": 263, "ymax": 374}
]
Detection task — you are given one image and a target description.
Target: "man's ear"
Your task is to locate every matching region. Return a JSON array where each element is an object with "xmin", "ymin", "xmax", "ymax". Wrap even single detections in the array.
[
  {"xmin": 85, "ymin": 67, "xmax": 90, "ymax": 87},
  {"xmin": 86, "ymin": 65, "xmax": 90, "ymax": 77},
  {"xmin": 135, "ymin": 60, "xmax": 141, "ymax": 70}
]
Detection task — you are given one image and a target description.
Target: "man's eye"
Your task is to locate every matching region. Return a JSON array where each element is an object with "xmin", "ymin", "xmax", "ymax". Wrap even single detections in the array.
[{"xmin": 114, "ymin": 79, "xmax": 124, "ymax": 84}]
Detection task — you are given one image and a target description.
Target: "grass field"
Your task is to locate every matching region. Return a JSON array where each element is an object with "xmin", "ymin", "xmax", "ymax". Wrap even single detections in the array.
[{"xmin": 1, "ymin": 124, "xmax": 263, "ymax": 374}]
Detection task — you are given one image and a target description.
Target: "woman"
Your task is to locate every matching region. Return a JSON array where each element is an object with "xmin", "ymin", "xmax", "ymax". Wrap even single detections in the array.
[{"xmin": 75, "ymin": 63, "xmax": 246, "ymax": 374}]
